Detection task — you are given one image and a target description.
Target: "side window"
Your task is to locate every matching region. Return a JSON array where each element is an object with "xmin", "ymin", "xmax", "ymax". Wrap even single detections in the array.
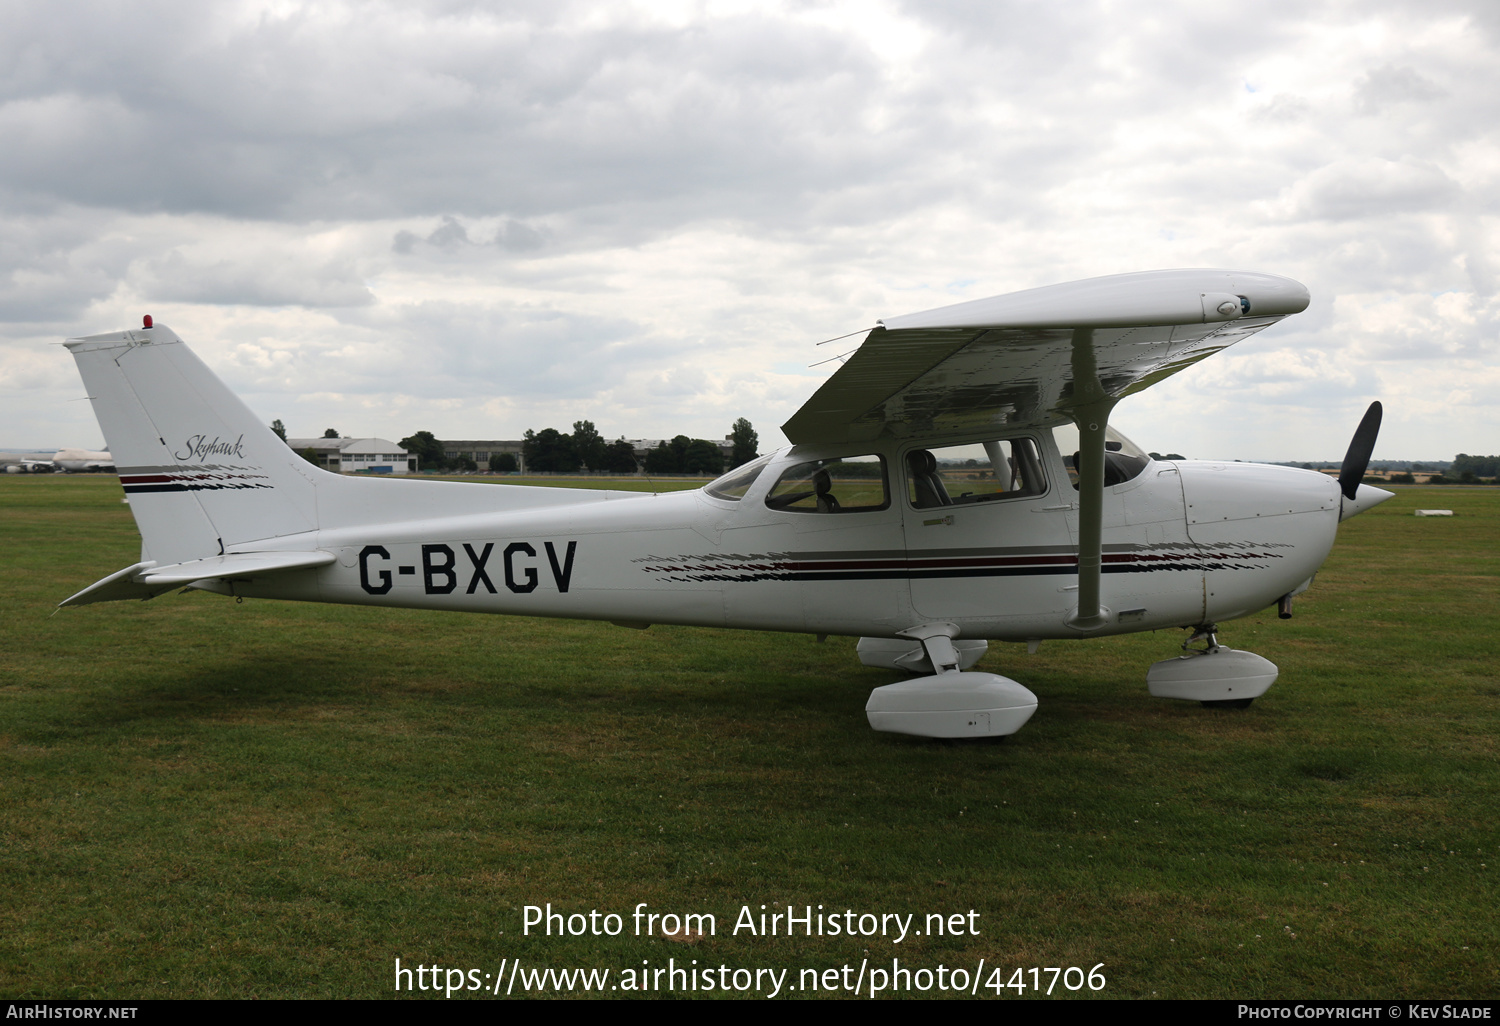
[
  {"xmin": 765, "ymin": 455, "xmax": 888, "ymax": 513},
  {"xmin": 906, "ymin": 438, "xmax": 1047, "ymax": 510}
]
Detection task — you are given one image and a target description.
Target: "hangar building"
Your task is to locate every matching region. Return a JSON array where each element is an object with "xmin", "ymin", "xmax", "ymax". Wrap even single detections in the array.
[{"xmin": 287, "ymin": 437, "xmax": 413, "ymax": 474}]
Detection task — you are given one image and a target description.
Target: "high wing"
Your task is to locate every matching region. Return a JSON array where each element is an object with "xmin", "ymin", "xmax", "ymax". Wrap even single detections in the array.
[
  {"xmin": 782, "ymin": 269, "xmax": 1310, "ymax": 446},
  {"xmin": 783, "ymin": 268, "xmax": 1313, "ymax": 633}
]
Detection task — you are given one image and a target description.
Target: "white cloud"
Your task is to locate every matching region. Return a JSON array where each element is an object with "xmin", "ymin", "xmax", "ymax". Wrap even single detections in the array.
[{"xmin": 1266, "ymin": 157, "xmax": 1461, "ymax": 222}]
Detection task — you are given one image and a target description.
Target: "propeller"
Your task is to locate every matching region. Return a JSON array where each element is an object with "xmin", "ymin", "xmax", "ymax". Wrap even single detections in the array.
[{"xmin": 1337, "ymin": 401, "xmax": 1383, "ymax": 501}]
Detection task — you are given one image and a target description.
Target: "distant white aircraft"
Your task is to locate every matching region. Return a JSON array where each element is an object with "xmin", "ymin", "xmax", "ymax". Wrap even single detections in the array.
[
  {"xmin": 51, "ymin": 448, "xmax": 115, "ymax": 473},
  {"xmin": 1, "ymin": 448, "xmax": 114, "ymax": 473},
  {"xmin": 58, "ymin": 270, "xmax": 1390, "ymax": 739},
  {"xmin": 0, "ymin": 451, "xmax": 57, "ymax": 473}
]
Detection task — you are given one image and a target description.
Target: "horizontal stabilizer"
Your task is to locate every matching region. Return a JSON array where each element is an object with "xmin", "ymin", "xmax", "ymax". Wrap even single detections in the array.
[
  {"xmin": 139, "ymin": 550, "xmax": 336, "ymax": 585},
  {"xmin": 58, "ymin": 561, "xmax": 160, "ymax": 606},
  {"xmin": 60, "ymin": 551, "xmax": 335, "ymax": 607}
]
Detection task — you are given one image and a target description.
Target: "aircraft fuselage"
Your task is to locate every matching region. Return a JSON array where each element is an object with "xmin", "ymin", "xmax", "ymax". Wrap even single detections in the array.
[{"xmin": 200, "ymin": 434, "xmax": 1341, "ymax": 641}]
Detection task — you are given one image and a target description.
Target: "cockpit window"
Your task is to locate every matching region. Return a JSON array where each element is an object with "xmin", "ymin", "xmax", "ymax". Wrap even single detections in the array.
[
  {"xmin": 906, "ymin": 438, "xmax": 1047, "ymax": 509},
  {"xmin": 765, "ymin": 454, "xmax": 888, "ymax": 513},
  {"xmin": 1051, "ymin": 424, "xmax": 1150, "ymax": 488},
  {"xmin": 703, "ymin": 454, "xmax": 773, "ymax": 501}
]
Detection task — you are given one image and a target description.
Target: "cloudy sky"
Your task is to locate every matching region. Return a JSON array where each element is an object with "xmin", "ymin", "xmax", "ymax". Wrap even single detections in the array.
[{"xmin": 3, "ymin": 0, "xmax": 1496, "ymax": 461}]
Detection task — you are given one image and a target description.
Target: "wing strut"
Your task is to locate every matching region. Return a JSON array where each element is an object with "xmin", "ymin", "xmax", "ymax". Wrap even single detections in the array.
[{"xmin": 1065, "ymin": 327, "xmax": 1114, "ymax": 632}]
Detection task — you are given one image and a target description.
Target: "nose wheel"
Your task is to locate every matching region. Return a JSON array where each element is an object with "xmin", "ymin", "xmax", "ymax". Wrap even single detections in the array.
[
  {"xmin": 1202, "ymin": 697, "xmax": 1256, "ymax": 709},
  {"xmin": 1146, "ymin": 623, "xmax": 1278, "ymax": 708}
]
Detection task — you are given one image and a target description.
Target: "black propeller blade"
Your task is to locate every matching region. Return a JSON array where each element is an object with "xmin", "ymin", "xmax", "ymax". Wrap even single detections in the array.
[{"xmin": 1338, "ymin": 401, "xmax": 1383, "ymax": 501}]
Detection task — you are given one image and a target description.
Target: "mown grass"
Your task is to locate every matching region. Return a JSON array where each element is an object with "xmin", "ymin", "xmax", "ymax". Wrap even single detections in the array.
[{"xmin": 1, "ymin": 477, "xmax": 1496, "ymax": 999}]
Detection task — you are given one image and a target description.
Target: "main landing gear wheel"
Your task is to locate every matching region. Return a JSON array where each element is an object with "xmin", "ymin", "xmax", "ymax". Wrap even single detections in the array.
[
  {"xmin": 864, "ymin": 624, "xmax": 1037, "ymax": 738},
  {"xmin": 1201, "ymin": 697, "xmax": 1255, "ymax": 710}
]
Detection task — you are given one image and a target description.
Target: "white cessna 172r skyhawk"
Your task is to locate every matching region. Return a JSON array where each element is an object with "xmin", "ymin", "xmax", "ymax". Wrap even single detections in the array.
[{"xmin": 60, "ymin": 269, "xmax": 1392, "ymax": 739}]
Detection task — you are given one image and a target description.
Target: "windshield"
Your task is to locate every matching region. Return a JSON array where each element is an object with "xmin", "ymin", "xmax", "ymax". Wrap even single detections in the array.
[
  {"xmin": 1051, "ymin": 423, "xmax": 1149, "ymax": 460},
  {"xmin": 703, "ymin": 454, "xmax": 773, "ymax": 501},
  {"xmin": 1051, "ymin": 424, "xmax": 1151, "ymax": 488}
]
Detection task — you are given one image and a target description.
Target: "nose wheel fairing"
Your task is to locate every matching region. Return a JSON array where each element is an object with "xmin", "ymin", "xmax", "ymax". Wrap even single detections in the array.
[{"xmin": 1146, "ymin": 646, "xmax": 1279, "ymax": 705}]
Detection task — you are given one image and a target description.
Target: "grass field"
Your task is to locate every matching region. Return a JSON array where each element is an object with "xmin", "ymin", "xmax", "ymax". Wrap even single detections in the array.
[{"xmin": 2, "ymin": 476, "xmax": 1496, "ymax": 999}]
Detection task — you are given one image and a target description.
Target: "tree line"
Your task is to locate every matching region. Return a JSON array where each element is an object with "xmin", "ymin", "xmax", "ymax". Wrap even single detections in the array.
[
  {"xmin": 394, "ymin": 417, "xmax": 759, "ymax": 475},
  {"xmin": 1452, "ymin": 454, "xmax": 1500, "ymax": 479},
  {"xmin": 518, "ymin": 417, "xmax": 760, "ymax": 475},
  {"xmin": 522, "ymin": 421, "xmax": 635, "ymax": 473},
  {"xmin": 271, "ymin": 417, "xmax": 761, "ymax": 474}
]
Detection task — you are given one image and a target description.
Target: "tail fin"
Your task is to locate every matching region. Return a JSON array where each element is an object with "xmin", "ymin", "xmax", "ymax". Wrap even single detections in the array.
[{"xmin": 65, "ymin": 323, "xmax": 321, "ymax": 565}]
